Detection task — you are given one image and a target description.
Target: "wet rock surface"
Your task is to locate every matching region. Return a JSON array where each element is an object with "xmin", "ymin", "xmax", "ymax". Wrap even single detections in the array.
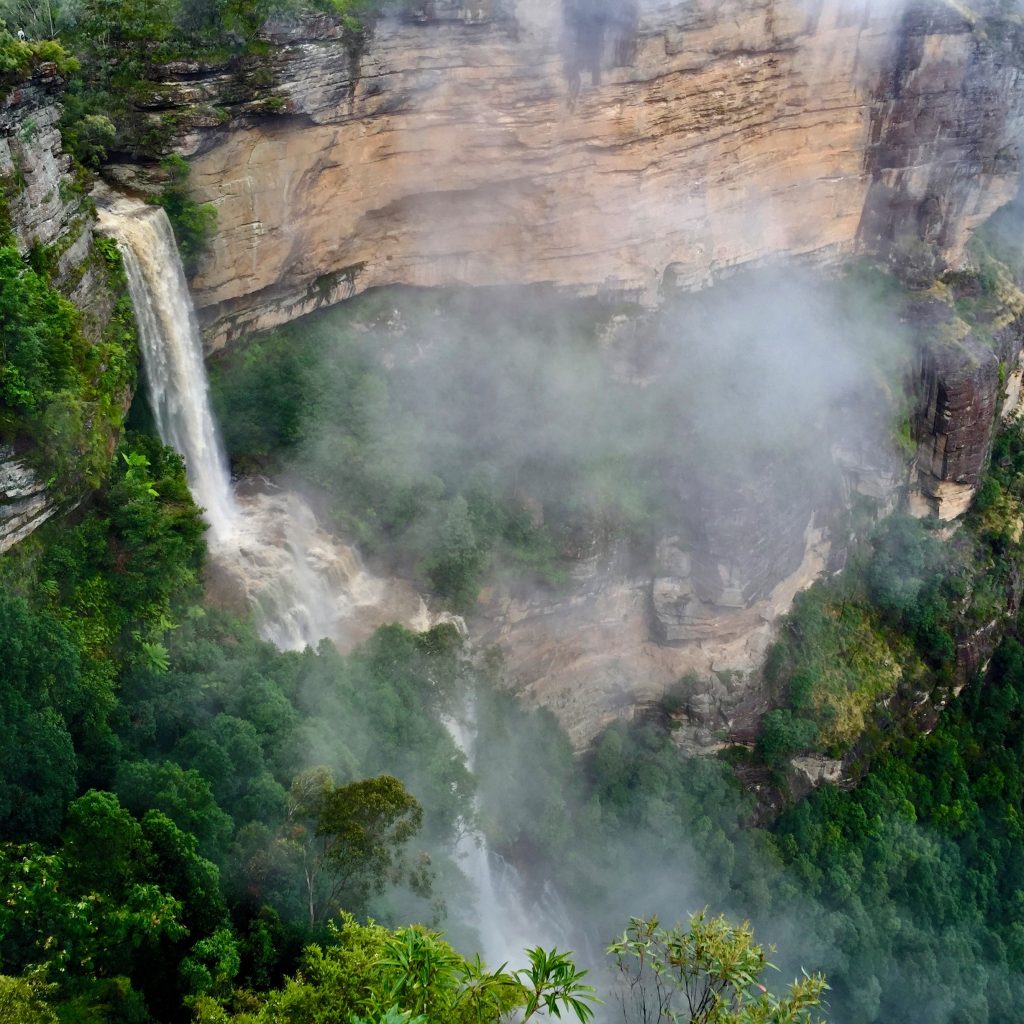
[
  {"xmin": 0, "ymin": 445, "xmax": 57, "ymax": 553},
  {"xmin": 913, "ymin": 332, "xmax": 1001, "ymax": 520}
]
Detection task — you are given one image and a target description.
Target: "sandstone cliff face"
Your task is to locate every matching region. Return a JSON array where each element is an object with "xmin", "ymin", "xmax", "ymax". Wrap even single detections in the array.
[
  {"xmin": 860, "ymin": 4, "xmax": 1024, "ymax": 266},
  {"xmin": 125, "ymin": 0, "xmax": 1024, "ymax": 350},
  {"xmin": 97, "ymin": 0, "xmax": 1024, "ymax": 744},
  {"xmin": 0, "ymin": 76, "xmax": 123, "ymax": 552}
]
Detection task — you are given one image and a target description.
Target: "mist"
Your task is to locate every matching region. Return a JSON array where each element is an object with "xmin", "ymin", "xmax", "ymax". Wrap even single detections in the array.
[{"xmin": 205, "ymin": 259, "xmax": 919, "ymax": 994}]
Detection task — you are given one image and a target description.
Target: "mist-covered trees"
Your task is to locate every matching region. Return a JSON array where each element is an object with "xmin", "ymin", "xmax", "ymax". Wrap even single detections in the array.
[{"xmin": 283, "ymin": 770, "xmax": 427, "ymax": 926}]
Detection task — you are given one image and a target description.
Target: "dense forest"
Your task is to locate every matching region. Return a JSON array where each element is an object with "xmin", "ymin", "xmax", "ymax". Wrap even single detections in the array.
[{"xmin": 2, "ymin": 1, "xmax": 1024, "ymax": 1023}]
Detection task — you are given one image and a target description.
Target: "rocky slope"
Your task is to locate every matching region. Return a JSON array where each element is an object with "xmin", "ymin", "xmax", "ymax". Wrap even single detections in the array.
[
  {"xmin": 113, "ymin": 0, "xmax": 1024, "ymax": 352},
  {"xmin": 470, "ymin": 258, "xmax": 1024, "ymax": 746},
  {"xmin": 0, "ymin": 72, "xmax": 127, "ymax": 552}
]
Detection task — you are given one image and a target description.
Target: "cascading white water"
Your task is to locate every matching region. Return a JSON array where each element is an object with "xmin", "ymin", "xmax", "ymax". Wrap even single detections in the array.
[
  {"xmin": 228, "ymin": 488, "xmax": 432, "ymax": 651},
  {"xmin": 99, "ymin": 194, "xmax": 556, "ymax": 962},
  {"xmin": 97, "ymin": 197, "xmax": 433, "ymax": 653},
  {"xmin": 445, "ymin": 710, "xmax": 571, "ymax": 968},
  {"xmin": 99, "ymin": 202, "xmax": 237, "ymax": 543}
]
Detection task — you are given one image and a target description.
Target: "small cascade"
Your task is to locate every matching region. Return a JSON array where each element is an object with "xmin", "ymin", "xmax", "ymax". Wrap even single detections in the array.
[
  {"xmin": 98, "ymin": 200, "xmax": 237, "ymax": 542},
  {"xmin": 227, "ymin": 489, "xmax": 432, "ymax": 652},
  {"xmin": 444, "ymin": 710, "xmax": 572, "ymax": 968},
  {"xmin": 97, "ymin": 195, "xmax": 434, "ymax": 652}
]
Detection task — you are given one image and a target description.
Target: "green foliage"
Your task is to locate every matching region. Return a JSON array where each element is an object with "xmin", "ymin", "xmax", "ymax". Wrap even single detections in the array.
[
  {"xmin": 0, "ymin": 18, "xmax": 77, "ymax": 99},
  {"xmin": 0, "ymin": 972, "xmax": 58, "ymax": 1024},
  {"xmin": 0, "ymin": 244, "xmax": 80, "ymax": 425},
  {"xmin": 0, "ymin": 220, "xmax": 137, "ymax": 497},
  {"xmin": 768, "ymin": 633, "xmax": 1024, "ymax": 1023},
  {"xmin": 755, "ymin": 710, "xmax": 818, "ymax": 768},
  {"xmin": 152, "ymin": 154, "xmax": 216, "ymax": 274},
  {"xmin": 759, "ymin": 503, "xmax": 1009, "ymax": 759},
  {"xmin": 424, "ymin": 494, "xmax": 488, "ymax": 610},
  {"xmin": 608, "ymin": 913, "xmax": 827, "ymax": 1024},
  {"xmin": 283, "ymin": 770, "xmax": 426, "ymax": 926},
  {"xmin": 193, "ymin": 911, "xmax": 597, "ymax": 1024},
  {"xmin": 516, "ymin": 946, "xmax": 598, "ymax": 1024},
  {"xmin": 59, "ymin": 111, "xmax": 115, "ymax": 168},
  {"xmin": 0, "ymin": 434, "xmax": 204, "ymax": 845},
  {"xmin": 0, "ymin": 791, "xmax": 237, "ymax": 1019},
  {"xmin": 765, "ymin": 585, "xmax": 912, "ymax": 752},
  {"xmin": 0, "ymin": 593, "xmax": 81, "ymax": 841}
]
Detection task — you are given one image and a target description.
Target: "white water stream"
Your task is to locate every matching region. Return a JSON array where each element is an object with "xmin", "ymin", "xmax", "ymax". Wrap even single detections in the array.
[
  {"xmin": 96, "ymin": 197, "xmax": 430, "ymax": 652},
  {"xmin": 98, "ymin": 195, "xmax": 561, "ymax": 968},
  {"xmin": 445, "ymin": 711, "xmax": 572, "ymax": 968},
  {"xmin": 108, "ymin": 200, "xmax": 237, "ymax": 542}
]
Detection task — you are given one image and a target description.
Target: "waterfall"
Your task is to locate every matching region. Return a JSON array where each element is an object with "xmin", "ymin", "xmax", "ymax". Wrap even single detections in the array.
[
  {"xmin": 98, "ymin": 202, "xmax": 237, "ymax": 543},
  {"xmin": 226, "ymin": 487, "xmax": 432, "ymax": 651},
  {"xmin": 98, "ymin": 193, "xmax": 557, "ymax": 962},
  {"xmin": 97, "ymin": 196, "xmax": 433, "ymax": 652},
  {"xmin": 444, "ymin": 710, "xmax": 572, "ymax": 968}
]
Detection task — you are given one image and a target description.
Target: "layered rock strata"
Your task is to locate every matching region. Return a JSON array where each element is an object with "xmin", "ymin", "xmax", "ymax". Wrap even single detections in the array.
[
  {"xmin": 913, "ymin": 331, "xmax": 1002, "ymax": 519},
  {"xmin": 116, "ymin": 0, "xmax": 1024, "ymax": 351}
]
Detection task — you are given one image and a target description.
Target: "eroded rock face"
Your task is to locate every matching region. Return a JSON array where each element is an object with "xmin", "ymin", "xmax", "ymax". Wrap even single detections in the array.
[
  {"xmin": 860, "ymin": 3, "xmax": 1024, "ymax": 265},
  {"xmin": 787, "ymin": 755, "xmax": 846, "ymax": 800},
  {"xmin": 0, "ymin": 77, "xmax": 124, "ymax": 553},
  {"xmin": 685, "ymin": 467, "xmax": 821, "ymax": 609},
  {"xmin": 474, "ymin": 520, "xmax": 832, "ymax": 747},
  {"xmin": 119, "ymin": 0, "xmax": 1024, "ymax": 349},
  {"xmin": 913, "ymin": 333, "xmax": 1001, "ymax": 520},
  {"xmin": 0, "ymin": 445, "xmax": 57, "ymax": 553}
]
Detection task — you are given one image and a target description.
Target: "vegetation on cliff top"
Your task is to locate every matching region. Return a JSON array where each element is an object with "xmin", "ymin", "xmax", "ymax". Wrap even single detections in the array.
[
  {"xmin": 0, "ymin": 17, "xmax": 77, "ymax": 98},
  {"xmin": 0, "ymin": 0, "xmax": 389, "ymax": 162}
]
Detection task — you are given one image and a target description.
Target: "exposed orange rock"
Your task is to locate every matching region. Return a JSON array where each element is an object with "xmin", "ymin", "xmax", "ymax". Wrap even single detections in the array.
[{"xmin": 139, "ymin": 0, "xmax": 1024, "ymax": 349}]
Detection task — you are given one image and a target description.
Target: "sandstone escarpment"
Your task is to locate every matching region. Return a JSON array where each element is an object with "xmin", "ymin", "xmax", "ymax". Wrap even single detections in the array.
[
  {"xmin": 860, "ymin": 3, "xmax": 1024, "ymax": 268},
  {"xmin": 93, "ymin": 0, "xmax": 1024, "ymax": 745},
  {"xmin": 117, "ymin": 0, "xmax": 1024, "ymax": 349}
]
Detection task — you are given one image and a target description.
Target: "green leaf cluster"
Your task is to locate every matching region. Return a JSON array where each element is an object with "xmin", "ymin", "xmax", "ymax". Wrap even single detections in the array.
[
  {"xmin": 608, "ymin": 912, "xmax": 826, "ymax": 1024},
  {"xmin": 193, "ymin": 913, "xmax": 598, "ymax": 1024},
  {"xmin": 0, "ymin": 238, "xmax": 136, "ymax": 494},
  {"xmin": 151, "ymin": 155, "xmax": 217, "ymax": 275}
]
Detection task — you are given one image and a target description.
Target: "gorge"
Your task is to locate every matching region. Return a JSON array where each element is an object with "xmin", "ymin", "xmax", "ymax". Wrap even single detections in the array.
[
  {"xmin": 3, "ymin": 1, "xmax": 1024, "ymax": 1022},
  {"xmin": 89, "ymin": 0, "xmax": 1024, "ymax": 752}
]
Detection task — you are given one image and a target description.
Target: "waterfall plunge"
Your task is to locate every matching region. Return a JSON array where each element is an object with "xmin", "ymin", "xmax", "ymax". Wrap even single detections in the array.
[
  {"xmin": 445, "ymin": 711, "xmax": 573, "ymax": 969},
  {"xmin": 97, "ymin": 198, "xmax": 431, "ymax": 652},
  {"xmin": 99, "ymin": 196, "xmax": 561, "ymax": 969},
  {"xmin": 106, "ymin": 202, "xmax": 237, "ymax": 542}
]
